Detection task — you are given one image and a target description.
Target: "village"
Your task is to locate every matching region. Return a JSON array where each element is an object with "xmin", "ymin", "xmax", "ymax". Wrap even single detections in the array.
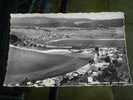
[{"xmin": 12, "ymin": 47, "xmax": 129, "ymax": 87}]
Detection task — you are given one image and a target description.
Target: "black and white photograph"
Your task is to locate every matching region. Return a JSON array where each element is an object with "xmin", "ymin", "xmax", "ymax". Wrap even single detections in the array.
[{"xmin": 4, "ymin": 12, "xmax": 131, "ymax": 87}]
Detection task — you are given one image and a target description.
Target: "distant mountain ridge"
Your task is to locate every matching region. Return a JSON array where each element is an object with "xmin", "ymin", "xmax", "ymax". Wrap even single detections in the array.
[{"xmin": 11, "ymin": 16, "xmax": 124, "ymax": 28}]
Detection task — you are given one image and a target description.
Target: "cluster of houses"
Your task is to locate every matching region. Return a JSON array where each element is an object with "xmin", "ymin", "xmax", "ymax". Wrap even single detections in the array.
[{"xmin": 14, "ymin": 47, "xmax": 126, "ymax": 87}]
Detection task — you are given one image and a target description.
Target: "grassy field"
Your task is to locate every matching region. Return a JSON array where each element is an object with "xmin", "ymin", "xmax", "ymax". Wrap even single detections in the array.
[
  {"xmin": 10, "ymin": 28, "xmax": 125, "ymax": 50},
  {"xmin": 5, "ymin": 46, "xmax": 89, "ymax": 84},
  {"xmin": 10, "ymin": 26, "xmax": 124, "ymax": 43}
]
